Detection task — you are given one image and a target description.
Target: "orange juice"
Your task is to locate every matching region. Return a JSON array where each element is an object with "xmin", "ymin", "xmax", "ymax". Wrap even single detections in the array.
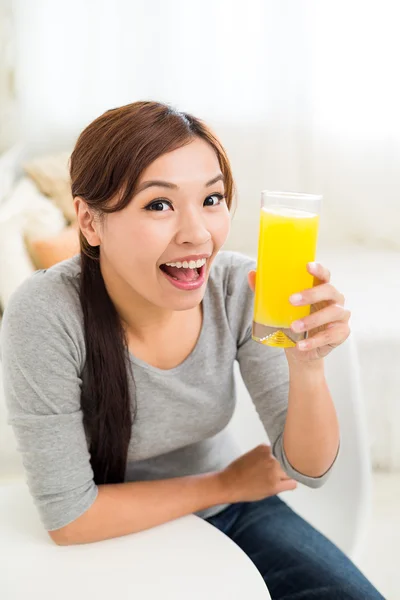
[{"xmin": 252, "ymin": 205, "xmax": 320, "ymax": 348}]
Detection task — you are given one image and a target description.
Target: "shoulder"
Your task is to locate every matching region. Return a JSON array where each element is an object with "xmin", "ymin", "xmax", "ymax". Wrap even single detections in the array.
[
  {"xmin": 0, "ymin": 255, "xmax": 84, "ymax": 359},
  {"xmin": 209, "ymin": 250, "xmax": 256, "ymax": 295},
  {"xmin": 4, "ymin": 254, "xmax": 81, "ymax": 313},
  {"xmin": 208, "ymin": 251, "xmax": 256, "ymax": 344}
]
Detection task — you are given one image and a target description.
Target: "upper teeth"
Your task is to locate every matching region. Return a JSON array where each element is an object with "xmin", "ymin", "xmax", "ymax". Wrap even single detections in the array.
[{"xmin": 165, "ymin": 258, "xmax": 207, "ymax": 269}]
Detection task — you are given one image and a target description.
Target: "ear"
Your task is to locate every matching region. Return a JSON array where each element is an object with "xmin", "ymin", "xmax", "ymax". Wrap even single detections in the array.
[{"xmin": 74, "ymin": 197, "xmax": 101, "ymax": 247}]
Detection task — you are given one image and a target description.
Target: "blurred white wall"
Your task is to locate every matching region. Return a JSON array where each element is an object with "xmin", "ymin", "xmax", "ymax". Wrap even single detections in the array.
[
  {"xmin": 7, "ymin": 0, "xmax": 400, "ymax": 254},
  {"xmin": 0, "ymin": 0, "xmax": 16, "ymax": 153}
]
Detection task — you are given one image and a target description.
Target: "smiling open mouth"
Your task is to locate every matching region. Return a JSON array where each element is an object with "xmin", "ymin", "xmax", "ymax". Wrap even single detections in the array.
[
  {"xmin": 159, "ymin": 258, "xmax": 207, "ymax": 290},
  {"xmin": 160, "ymin": 258, "xmax": 206, "ymax": 281}
]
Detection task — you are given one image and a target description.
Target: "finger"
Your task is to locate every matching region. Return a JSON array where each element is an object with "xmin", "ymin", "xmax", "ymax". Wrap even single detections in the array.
[
  {"xmin": 273, "ymin": 461, "xmax": 290, "ymax": 479},
  {"xmin": 279, "ymin": 474, "xmax": 294, "ymax": 481},
  {"xmin": 247, "ymin": 270, "xmax": 256, "ymax": 293},
  {"xmin": 307, "ymin": 262, "xmax": 331, "ymax": 283},
  {"xmin": 290, "ymin": 283, "xmax": 345, "ymax": 308},
  {"xmin": 296, "ymin": 323, "xmax": 351, "ymax": 351},
  {"xmin": 258, "ymin": 443, "xmax": 272, "ymax": 456},
  {"xmin": 276, "ymin": 479, "xmax": 298, "ymax": 493},
  {"xmin": 290, "ymin": 303, "xmax": 351, "ymax": 334}
]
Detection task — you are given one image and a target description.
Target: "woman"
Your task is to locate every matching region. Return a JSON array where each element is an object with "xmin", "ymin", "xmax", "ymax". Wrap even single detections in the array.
[{"xmin": 1, "ymin": 101, "xmax": 383, "ymax": 599}]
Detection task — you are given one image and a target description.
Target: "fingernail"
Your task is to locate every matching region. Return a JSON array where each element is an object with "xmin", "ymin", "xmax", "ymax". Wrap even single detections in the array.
[
  {"xmin": 308, "ymin": 262, "xmax": 319, "ymax": 271},
  {"xmin": 298, "ymin": 341, "xmax": 308, "ymax": 350},
  {"xmin": 291, "ymin": 320, "xmax": 305, "ymax": 332},
  {"xmin": 290, "ymin": 293, "xmax": 303, "ymax": 305}
]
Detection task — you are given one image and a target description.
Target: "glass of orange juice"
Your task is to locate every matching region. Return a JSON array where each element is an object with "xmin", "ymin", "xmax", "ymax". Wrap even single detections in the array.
[{"xmin": 252, "ymin": 190, "xmax": 323, "ymax": 348}]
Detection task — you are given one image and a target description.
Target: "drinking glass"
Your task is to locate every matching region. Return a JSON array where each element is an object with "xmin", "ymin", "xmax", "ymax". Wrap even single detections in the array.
[{"xmin": 252, "ymin": 190, "xmax": 323, "ymax": 348}]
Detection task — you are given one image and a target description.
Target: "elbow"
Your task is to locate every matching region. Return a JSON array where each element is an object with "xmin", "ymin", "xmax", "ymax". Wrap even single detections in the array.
[
  {"xmin": 277, "ymin": 443, "xmax": 339, "ymax": 490},
  {"xmin": 279, "ymin": 437, "xmax": 340, "ymax": 490},
  {"xmin": 293, "ymin": 453, "xmax": 339, "ymax": 489},
  {"xmin": 303, "ymin": 442, "xmax": 341, "ymax": 488},
  {"xmin": 48, "ymin": 531, "xmax": 68, "ymax": 546},
  {"xmin": 49, "ymin": 536, "xmax": 70, "ymax": 547},
  {"xmin": 48, "ymin": 523, "xmax": 78, "ymax": 546},
  {"xmin": 46, "ymin": 492, "xmax": 99, "ymax": 546},
  {"xmin": 301, "ymin": 471, "xmax": 331, "ymax": 489}
]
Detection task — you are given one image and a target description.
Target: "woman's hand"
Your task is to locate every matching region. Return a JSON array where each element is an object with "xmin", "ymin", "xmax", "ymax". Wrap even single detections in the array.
[
  {"xmin": 219, "ymin": 444, "xmax": 297, "ymax": 503},
  {"xmin": 248, "ymin": 262, "xmax": 351, "ymax": 363}
]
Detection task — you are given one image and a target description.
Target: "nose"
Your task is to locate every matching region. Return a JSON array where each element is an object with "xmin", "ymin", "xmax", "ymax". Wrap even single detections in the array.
[{"xmin": 174, "ymin": 206, "xmax": 211, "ymax": 247}]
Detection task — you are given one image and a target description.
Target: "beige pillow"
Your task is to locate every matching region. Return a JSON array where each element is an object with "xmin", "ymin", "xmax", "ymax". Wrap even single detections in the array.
[
  {"xmin": 23, "ymin": 152, "xmax": 76, "ymax": 223},
  {"xmin": 26, "ymin": 224, "xmax": 80, "ymax": 270}
]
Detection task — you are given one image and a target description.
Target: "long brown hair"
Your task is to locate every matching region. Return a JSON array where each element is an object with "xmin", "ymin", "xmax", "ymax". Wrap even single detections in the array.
[{"xmin": 69, "ymin": 101, "xmax": 235, "ymax": 485}]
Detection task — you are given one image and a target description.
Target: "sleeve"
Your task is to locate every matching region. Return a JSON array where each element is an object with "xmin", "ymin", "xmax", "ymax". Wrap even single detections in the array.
[
  {"xmin": 0, "ymin": 276, "xmax": 98, "ymax": 531},
  {"xmin": 225, "ymin": 252, "xmax": 337, "ymax": 488}
]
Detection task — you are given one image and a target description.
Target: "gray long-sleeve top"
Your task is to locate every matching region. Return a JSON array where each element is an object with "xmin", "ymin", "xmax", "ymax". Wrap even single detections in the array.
[{"xmin": 0, "ymin": 251, "xmax": 337, "ymax": 531}]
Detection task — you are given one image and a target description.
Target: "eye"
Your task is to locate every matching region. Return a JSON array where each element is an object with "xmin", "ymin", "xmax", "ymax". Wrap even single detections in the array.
[
  {"xmin": 145, "ymin": 200, "xmax": 172, "ymax": 212},
  {"xmin": 204, "ymin": 193, "xmax": 225, "ymax": 207}
]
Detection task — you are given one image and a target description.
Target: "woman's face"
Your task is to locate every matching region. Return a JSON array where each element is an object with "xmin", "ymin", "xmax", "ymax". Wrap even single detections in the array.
[{"xmin": 86, "ymin": 138, "xmax": 231, "ymax": 312}]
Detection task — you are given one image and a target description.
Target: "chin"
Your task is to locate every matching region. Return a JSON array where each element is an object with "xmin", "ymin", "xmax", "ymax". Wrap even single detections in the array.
[
  {"xmin": 175, "ymin": 293, "xmax": 205, "ymax": 312},
  {"xmin": 161, "ymin": 287, "xmax": 206, "ymax": 312}
]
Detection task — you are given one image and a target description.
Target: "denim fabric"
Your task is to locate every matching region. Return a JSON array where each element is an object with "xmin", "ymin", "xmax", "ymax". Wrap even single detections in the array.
[{"xmin": 206, "ymin": 495, "xmax": 385, "ymax": 599}]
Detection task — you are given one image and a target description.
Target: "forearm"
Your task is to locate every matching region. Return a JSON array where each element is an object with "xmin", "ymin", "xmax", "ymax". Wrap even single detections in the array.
[
  {"xmin": 283, "ymin": 359, "xmax": 340, "ymax": 477},
  {"xmin": 52, "ymin": 472, "xmax": 226, "ymax": 546}
]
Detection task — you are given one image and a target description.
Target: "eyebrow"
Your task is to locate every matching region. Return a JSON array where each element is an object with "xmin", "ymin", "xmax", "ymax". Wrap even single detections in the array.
[{"xmin": 135, "ymin": 174, "xmax": 225, "ymax": 194}]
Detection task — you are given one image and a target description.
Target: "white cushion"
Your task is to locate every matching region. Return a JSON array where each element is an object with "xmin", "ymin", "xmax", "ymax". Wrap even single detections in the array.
[
  {"xmin": 0, "ymin": 145, "xmax": 23, "ymax": 207},
  {"xmin": 0, "ymin": 177, "xmax": 66, "ymax": 311}
]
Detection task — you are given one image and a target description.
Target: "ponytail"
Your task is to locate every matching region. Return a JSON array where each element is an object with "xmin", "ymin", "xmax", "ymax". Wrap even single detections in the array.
[{"xmin": 79, "ymin": 237, "xmax": 133, "ymax": 485}]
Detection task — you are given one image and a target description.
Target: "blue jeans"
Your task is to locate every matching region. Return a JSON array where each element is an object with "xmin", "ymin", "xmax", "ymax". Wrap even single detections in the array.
[{"xmin": 206, "ymin": 495, "xmax": 384, "ymax": 599}]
